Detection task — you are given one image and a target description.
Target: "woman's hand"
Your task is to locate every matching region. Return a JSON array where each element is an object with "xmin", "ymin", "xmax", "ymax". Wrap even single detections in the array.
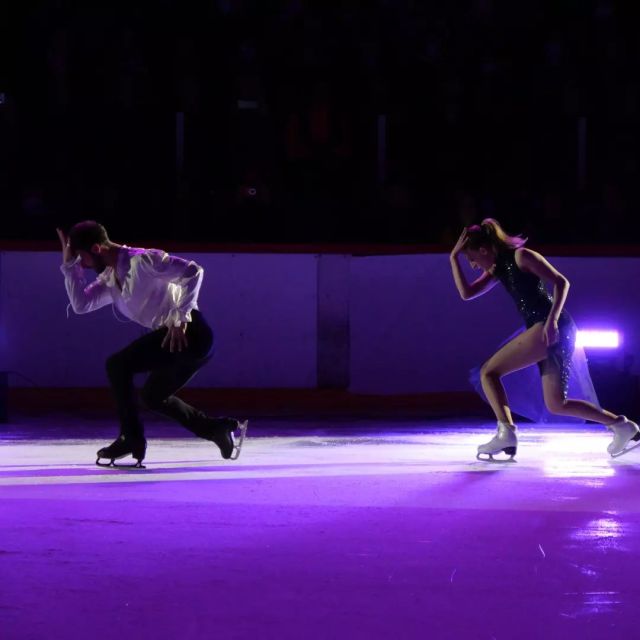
[
  {"xmin": 543, "ymin": 319, "xmax": 559, "ymax": 346},
  {"xmin": 450, "ymin": 228, "xmax": 468, "ymax": 258}
]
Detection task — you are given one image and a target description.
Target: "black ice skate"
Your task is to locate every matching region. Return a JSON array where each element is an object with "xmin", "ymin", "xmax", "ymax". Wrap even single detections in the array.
[
  {"xmin": 198, "ymin": 417, "xmax": 249, "ymax": 460},
  {"xmin": 96, "ymin": 435, "xmax": 147, "ymax": 469}
]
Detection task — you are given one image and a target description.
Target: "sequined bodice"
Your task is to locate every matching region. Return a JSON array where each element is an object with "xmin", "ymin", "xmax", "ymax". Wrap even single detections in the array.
[{"xmin": 493, "ymin": 250, "xmax": 553, "ymax": 327}]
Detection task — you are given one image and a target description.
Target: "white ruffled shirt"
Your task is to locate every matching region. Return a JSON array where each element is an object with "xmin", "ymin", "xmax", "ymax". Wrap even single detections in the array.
[{"xmin": 60, "ymin": 246, "xmax": 204, "ymax": 329}]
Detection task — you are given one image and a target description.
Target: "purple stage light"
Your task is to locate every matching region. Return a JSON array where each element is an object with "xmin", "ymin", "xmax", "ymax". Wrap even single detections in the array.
[{"xmin": 575, "ymin": 330, "xmax": 621, "ymax": 349}]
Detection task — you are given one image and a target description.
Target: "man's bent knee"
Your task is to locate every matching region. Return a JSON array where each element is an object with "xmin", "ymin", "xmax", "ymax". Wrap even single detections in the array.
[{"xmin": 140, "ymin": 386, "xmax": 167, "ymax": 411}]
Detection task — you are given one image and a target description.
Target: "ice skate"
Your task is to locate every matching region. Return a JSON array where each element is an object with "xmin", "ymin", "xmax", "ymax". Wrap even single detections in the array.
[
  {"xmin": 476, "ymin": 421, "xmax": 518, "ymax": 462},
  {"xmin": 199, "ymin": 417, "xmax": 249, "ymax": 460},
  {"xmin": 96, "ymin": 435, "xmax": 147, "ymax": 469},
  {"xmin": 607, "ymin": 416, "xmax": 640, "ymax": 458}
]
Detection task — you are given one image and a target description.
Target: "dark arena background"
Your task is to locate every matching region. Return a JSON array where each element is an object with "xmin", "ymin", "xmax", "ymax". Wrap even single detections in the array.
[{"xmin": 2, "ymin": 2, "xmax": 640, "ymax": 639}]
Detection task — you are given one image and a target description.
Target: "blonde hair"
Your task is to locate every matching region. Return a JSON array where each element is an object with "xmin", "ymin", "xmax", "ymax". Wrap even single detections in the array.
[{"xmin": 465, "ymin": 218, "xmax": 526, "ymax": 252}]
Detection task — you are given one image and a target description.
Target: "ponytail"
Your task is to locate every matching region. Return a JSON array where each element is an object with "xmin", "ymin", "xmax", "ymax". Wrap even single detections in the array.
[{"xmin": 465, "ymin": 218, "xmax": 526, "ymax": 252}]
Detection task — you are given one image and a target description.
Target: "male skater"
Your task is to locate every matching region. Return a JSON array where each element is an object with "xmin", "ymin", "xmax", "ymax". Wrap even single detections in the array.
[{"xmin": 57, "ymin": 221, "xmax": 247, "ymax": 467}]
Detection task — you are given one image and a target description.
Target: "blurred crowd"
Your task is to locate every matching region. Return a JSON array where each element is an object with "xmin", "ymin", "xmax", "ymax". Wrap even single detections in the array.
[{"xmin": 1, "ymin": 0, "xmax": 637, "ymax": 244}]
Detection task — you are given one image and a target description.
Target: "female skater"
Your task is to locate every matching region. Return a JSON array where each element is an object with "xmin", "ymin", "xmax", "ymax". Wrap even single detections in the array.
[{"xmin": 450, "ymin": 218, "xmax": 639, "ymax": 460}]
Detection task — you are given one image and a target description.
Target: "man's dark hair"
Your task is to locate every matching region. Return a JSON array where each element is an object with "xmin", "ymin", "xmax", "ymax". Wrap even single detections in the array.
[{"xmin": 68, "ymin": 221, "xmax": 109, "ymax": 253}]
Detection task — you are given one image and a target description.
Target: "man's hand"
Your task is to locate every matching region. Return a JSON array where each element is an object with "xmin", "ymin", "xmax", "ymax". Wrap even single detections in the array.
[
  {"xmin": 162, "ymin": 323, "xmax": 189, "ymax": 353},
  {"xmin": 56, "ymin": 228, "xmax": 74, "ymax": 264}
]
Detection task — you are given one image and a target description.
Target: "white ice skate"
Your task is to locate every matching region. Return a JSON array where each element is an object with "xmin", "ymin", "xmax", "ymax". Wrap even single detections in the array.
[
  {"xmin": 477, "ymin": 421, "xmax": 518, "ymax": 462},
  {"xmin": 607, "ymin": 416, "xmax": 640, "ymax": 458},
  {"xmin": 230, "ymin": 420, "xmax": 249, "ymax": 460}
]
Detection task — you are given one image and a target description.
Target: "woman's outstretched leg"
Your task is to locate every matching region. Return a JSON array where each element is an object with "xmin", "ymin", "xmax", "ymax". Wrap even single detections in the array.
[{"xmin": 542, "ymin": 369, "xmax": 639, "ymax": 456}]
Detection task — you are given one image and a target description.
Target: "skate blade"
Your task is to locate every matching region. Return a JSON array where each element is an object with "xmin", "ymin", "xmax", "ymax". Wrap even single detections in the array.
[
  {"xmin": 112, "ymin": 461, "xmax": 146, "ymax": 469},
  {"xmin": 476, "ymin": 452, "xmax": 517, "ymax": 463},
  {"xmin": 610, "ymin": 440, "xmax": 640, "ymax": 459},
  {"xmin": 230, "ymin": 420, "xmax": 249, "ymax": 460},
  {"xmin": 96, "ymin": 457, "xmax": 146, "ymax": 469}
]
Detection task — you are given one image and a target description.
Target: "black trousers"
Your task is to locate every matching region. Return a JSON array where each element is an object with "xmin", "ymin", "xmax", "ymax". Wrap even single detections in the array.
[{"xmin": 105, "ymin": 310, "xmax": 214, "ymax": 439}]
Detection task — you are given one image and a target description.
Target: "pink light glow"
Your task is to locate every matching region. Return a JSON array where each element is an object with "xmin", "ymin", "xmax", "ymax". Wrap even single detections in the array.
[{"xmin": 575, "ymin": 330, "xmax": 621, "ymax": 349}]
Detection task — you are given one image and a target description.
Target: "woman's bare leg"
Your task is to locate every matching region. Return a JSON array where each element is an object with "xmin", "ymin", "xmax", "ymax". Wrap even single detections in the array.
[
  {"xmin": 541, "ymin": 368, "xmax": 618, "ymax": 424},
  {"xmin": 480, "ymin": 323, "xmax": 549, "ymax": 424}
]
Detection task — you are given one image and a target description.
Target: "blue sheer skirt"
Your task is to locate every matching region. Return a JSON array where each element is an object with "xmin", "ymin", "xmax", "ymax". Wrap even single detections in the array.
[{"xmin": 469, "ymin": 326, "xmax": 600, "ymax": 423}]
